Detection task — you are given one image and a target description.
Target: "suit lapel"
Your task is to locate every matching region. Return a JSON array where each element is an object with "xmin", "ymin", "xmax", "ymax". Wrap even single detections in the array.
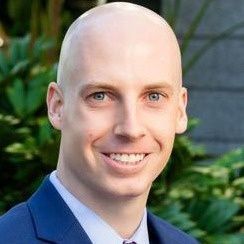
[
  {"xmin": 147, "ymin": 211, "xmax": 166, "ymax": 244},
  {"xmin": 27, "ymin": 176, "xmax": 92, "ymax": 243}
]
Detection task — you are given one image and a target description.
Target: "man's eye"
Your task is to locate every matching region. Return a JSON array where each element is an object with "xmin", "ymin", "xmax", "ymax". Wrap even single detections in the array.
[
  {"xmin": 92, "ymin": 92, "xmax": 106, "ymax": 100},
  {"xmin": 148, "ymin": 92, "xmax": 161, "ymax": 101}
]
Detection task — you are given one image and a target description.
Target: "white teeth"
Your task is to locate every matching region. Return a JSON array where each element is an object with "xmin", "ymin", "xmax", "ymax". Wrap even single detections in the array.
[{"xmin": 109, "ymin": 153, "xmax": 145, "ymax": 165}]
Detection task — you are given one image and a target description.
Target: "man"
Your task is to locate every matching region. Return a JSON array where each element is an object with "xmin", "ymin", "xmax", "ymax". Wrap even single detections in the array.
[{"xmin": 0, "ymin": 2, "xmax": 198, "ymax": 244}]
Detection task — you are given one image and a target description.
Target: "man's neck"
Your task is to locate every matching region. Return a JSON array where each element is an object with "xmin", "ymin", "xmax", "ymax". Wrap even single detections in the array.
[
  {"xmin": 87, "ymin": 194, "xmax": 148, "ymax": 239},
  {"xmin": 56, "ymin": 169, "xmax": 149, "ymax": 239}
]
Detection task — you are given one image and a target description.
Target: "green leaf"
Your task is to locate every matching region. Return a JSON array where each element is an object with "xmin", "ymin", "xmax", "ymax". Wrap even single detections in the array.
[
  {"xmin": 0, "ymin": 52, "xmax": 10, "ymax": 76},
  {"xmin": 7, "ymin": 78, "xmax": 26, "ymax": 117},
  {"xmin": 183, "ymin": 21, "xmax": 244, "ymax": 75},
  {"xmin": 164, "ymin": 0, "xmax": 182, "ymax": 29},
  {"xmin": 154, "ymin": 202, "xmax": 198, "ymax": 232},
  {"xmin": 232, "ymin": 177, "xmax": 244, "ymax": 190},
  {"xmin": 198, "ymin": 199, "xmax": 240, "ymax": 233},
  {"xmin": 26, "ymin": 85, "xmax": 45, "ymax": 114},
  {"xmin": 216, "ymin": 148, "xmax": 244, "ymax": 168},
  {"xmin": 26, "ymin": 72, "xmax": 50, "ymax": 114},
  {"xmin": 206, "ymin": 233, "xmax": 244, "ymax": 244},
  {"xmin": 5, "ymin": 137, "xmax": 38, "ymax": 160},
  {"xmin": 18, "ymin": 35, "xmax": 30, "ymax": 60},
  {"xmin": 181, "ymin": 0, "xmax": 212, "ymax": 55},
  {"xmin": 187, "ymin": 117, "xmax": 201, "ymax": 131},
  {"xmin": 38, "ymin": 117, "xmax": 52, "ymax": 145},
  {"xmin": 10, "ymin": 59, "xmax": 30, "ymax": 75},
  {"xmin": 9, "ymin": 39, "xmax": 21, "ymax": 65},
  {"xmin": 33, "ymin": 37, "xmax": 54, "ymax": 59}
]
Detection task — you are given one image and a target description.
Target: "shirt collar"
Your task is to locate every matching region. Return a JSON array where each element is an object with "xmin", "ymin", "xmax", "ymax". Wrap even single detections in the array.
[{"xmin": 49, "ymin": 171, "xmax": 149, "ymax": 244}]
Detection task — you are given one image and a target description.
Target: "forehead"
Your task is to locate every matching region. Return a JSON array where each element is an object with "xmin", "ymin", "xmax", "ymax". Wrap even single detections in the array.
[
  {"xmin": 71, "ymin": 37, "xmax": 179, "ymax": 89},
  {"xmin": 60, "ymin": 10, "xmax": 182, "ymax": 94}
]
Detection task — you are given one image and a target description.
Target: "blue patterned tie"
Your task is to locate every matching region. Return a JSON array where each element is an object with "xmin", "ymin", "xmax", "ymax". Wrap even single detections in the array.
[{"xmin": 123, "ymin": 241, "xmax": 137, "ymax": 244}]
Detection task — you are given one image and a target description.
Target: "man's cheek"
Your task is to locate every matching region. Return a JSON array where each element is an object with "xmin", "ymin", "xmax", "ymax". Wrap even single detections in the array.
[
  {"xmin": 86, "ymin": 132, "xmax": 97, "ymax": 144},
  {"xmin": 149, "ymin": 117, "xmax": 175, "ymax": 135},
  {"xmin": 85, "ymin": 113, "xmax": 113, "ymax": 134}
]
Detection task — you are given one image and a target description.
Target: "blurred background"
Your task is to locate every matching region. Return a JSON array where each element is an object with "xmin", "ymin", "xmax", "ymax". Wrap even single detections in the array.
[{"xmin": 0, "ymin": 0, "xmax": 243, "ymax": 243}]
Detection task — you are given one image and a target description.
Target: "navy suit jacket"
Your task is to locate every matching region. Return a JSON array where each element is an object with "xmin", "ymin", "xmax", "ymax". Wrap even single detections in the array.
[{"xmin": 0, "ymin": 176, "xmax": 198, "ymax": 243}]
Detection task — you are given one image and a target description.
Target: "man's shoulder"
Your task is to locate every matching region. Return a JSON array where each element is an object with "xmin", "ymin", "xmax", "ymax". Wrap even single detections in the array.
[
  {"xmin": 148, "ymin": 211, "xmax": 199, "ymax": 244},
  {"xmin": 0, "ymin": 202, "xmax": 29, "ymax": 228},
  {"xmin": 0, "ymin": 202, "xmax": 36, "ymax": 243}
]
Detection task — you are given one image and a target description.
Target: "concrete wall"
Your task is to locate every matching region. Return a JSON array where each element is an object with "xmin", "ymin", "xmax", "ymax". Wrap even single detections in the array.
[{"xmin": 170, "ymin": 0, "xmax": 244, "ymax": 155}]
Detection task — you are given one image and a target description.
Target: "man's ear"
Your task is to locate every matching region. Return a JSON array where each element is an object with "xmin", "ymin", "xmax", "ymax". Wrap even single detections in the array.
[
  {"xmin": 176, "ymin": 87, "xmax": 188, "ymax": 134},
  {"xmin": 46, "ymin": 82, "xmax": 64, "ymax": 130}
]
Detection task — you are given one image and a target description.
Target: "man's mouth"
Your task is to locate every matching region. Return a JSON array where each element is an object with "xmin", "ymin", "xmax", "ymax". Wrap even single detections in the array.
[{"xmin": 103, "ymin": 153, "xmax": 147, "ymax": 165}]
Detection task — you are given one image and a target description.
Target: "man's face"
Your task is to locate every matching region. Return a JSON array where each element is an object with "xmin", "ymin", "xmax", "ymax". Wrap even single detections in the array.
[{"xmin": 52, "ymin": 19, "xmax": 187, "ymax": 201}]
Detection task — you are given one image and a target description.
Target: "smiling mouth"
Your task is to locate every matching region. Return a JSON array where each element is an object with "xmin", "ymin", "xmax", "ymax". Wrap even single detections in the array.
[{"xmin": 102, "ymin": 153, "xmax": 147, "ymax": 165}]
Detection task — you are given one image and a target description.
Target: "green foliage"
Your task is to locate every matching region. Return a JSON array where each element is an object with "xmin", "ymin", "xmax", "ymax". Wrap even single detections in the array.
[
  {"xmin": 149, "ymin": 147, "xmax": 244, "ymax": 243},
  {"xmin": 0, "ymin": 36, "xmax": 59, "ymax": 212}
]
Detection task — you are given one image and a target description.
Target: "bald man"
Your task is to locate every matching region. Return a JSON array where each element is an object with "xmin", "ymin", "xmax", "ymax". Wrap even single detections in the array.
[{"xmin": 0, "ymin": 2, "xmax": 198, "ymax": 244}]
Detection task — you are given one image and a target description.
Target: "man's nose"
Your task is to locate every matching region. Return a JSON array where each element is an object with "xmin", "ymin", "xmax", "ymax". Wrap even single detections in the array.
[{"xmin": 113, "ymin": 104, "xmax": 146, "ymax": 141}]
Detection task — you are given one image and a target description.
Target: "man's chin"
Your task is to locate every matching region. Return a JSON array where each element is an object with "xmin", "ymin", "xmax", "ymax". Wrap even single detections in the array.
[{"xmin": 104, "ymin": 183, "xmax": 151, "ymax": 201}]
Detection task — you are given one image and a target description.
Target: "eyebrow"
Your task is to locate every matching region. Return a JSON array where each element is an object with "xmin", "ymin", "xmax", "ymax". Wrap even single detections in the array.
[
  {"xmin": 79, "ymin": 83, "xmax": 117, "ymax": 91},
  {"xmin": 78, "ymin": 83, "xmax": 119, "ymax": 97},
  {"xmin": 142, "ymin": 82, "xmax": 174, "ymax": 93},
  {"xmin": 79, "ymin": 81, "xmax": 175, "ymax": 95}
]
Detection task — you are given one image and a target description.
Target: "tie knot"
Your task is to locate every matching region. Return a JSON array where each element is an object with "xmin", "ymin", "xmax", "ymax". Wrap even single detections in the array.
[{"xmin": 123, "ymin": 241, "xmax": 137, "ymax": 244}]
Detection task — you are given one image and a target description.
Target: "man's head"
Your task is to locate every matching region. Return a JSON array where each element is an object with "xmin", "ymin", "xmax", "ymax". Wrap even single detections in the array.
[{"xmin": 47, "ymin": 2, "xmax": 187, "ymax": 201}]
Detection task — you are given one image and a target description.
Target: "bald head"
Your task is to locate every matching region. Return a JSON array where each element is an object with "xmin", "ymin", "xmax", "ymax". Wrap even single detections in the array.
[
  {"xmin": 47, "ymin": 2, "xmax": 188, "ymax": 208},
  {"xmin": 57, "ymin": 2, "xmax": 182, "ymax": 93}
]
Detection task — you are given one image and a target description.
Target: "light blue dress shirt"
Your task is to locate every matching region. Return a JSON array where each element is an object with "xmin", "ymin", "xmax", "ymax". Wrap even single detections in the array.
[{"xmin": 50, "ymin": 171, "xmax": 149, "ymax": 244}]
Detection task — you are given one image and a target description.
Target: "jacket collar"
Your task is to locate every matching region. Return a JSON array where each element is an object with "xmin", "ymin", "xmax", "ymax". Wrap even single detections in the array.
[
  {"xmin": 27, "ymin": 176, "xmax": 92, "ymax": 243},
  {"xmin": 147, "ymin": 211, "xmax": 166, "ymax": 244},
  {"xmin": 27, "ymin": 176, "xmax": 167, "ymax": 244}
]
